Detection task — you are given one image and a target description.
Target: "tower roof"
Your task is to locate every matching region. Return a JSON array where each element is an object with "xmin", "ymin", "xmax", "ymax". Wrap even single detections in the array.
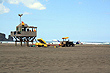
[{"xmin": 17, "ymin": 23, "xmax": 28, "ymax": 27}]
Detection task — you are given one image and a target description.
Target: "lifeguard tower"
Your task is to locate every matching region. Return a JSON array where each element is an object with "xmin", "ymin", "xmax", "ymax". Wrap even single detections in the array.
[{"xmin": 11, "ymin": 14, "xmax": 37, "ymax": 46}]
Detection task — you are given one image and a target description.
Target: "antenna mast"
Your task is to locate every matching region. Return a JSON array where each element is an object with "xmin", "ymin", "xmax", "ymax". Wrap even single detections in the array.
[{"xmin": 18, "ymin": 14, "xmax": 23, "ymax": 23}]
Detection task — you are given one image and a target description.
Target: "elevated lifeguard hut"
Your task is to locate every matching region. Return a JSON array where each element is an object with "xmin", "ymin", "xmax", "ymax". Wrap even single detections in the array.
[{"xmin": 11, "ymin": 14, "xmax": 37, "ymax": 46}]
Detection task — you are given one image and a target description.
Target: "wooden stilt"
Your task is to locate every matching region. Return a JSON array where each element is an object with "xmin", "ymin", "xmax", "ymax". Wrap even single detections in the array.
[
  {"xmin": 21, "ymin": 41, "xmax": 22, "ymax": 46},
  {"xmin": 20, "ymin": 38, "xmax": 22, "ymax": 46},
  {"xmin": 24, "ymin": 39, "xmax": 25, "ymax": 46},
  {"xmin": 27, "ymin": 39, "xmax": 29, "ymax": 46},
  {"xmin": 27, "ymin": 42, "xmax": 29, "ymax": 46},
  {"xmin": 15, "ymin": 38, "xmax": 17, "ymax": 46},
  {"xmin": 15, "ymin": 41, "xmax": 17, "ymax": 46},
  {"xmin": 32, "ymin": 40, "xmax": 33, "ymax": 44}
]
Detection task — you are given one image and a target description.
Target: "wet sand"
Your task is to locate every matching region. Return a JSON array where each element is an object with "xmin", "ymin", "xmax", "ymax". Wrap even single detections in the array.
[{"xmin": 0, "ymin": 44, "xmax": 110, "ymax": 73}]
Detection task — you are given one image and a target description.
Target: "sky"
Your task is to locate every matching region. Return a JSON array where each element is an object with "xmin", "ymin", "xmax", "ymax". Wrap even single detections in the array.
[{"xmin": 0, "ymin": 0, "xmax": 110, "ymax": 42}]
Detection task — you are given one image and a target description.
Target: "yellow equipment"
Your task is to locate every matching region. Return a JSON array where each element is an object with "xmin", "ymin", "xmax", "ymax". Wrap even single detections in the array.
[{"xmin": 35, "ymin": 38, "xmax": 47, "ymax": 47}]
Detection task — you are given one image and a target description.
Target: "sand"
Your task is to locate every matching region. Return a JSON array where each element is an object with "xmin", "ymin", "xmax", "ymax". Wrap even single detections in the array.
[{"xmin": 0, "ymin": 44, "xmax": 110, "ymax": 73}]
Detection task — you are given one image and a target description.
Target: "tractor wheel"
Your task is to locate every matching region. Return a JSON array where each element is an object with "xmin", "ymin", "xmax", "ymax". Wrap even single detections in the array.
[
  {"xmin": 64, "ymin": 44, "xmax": 66, "ymax": 47},
  {"xmin": 66, "ymin": 44, "xmax": 70, "ymax": 47},
  {"xmin": 72, "ymin": 44, "xmax": 75, "ymax": 47},
  {"xmin": 62, "ymin": 44, "xmax": 64, "ymax": 47}
]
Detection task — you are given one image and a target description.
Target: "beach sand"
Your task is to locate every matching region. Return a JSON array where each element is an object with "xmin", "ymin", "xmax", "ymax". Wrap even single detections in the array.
[{"xmin": 0, "ymin": 44, "xmax": 110, "ymax": 73}]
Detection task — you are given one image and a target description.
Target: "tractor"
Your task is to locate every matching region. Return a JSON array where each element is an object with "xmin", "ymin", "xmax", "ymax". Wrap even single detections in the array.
[{"xmin": 60, "ymin": 37, "xmax": 75, "ymax": 47}]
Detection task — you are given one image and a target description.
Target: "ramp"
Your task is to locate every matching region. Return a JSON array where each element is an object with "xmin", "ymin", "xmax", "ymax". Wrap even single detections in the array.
[{"xmin": 37, "ymin": 38, "xmax": 47, "ymax": 44}]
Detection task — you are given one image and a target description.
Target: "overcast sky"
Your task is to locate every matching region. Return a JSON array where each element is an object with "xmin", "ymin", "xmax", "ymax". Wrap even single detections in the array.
[{"xmin": 0, "ymin": 0, "xmax": 110, "ymax": 42}]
